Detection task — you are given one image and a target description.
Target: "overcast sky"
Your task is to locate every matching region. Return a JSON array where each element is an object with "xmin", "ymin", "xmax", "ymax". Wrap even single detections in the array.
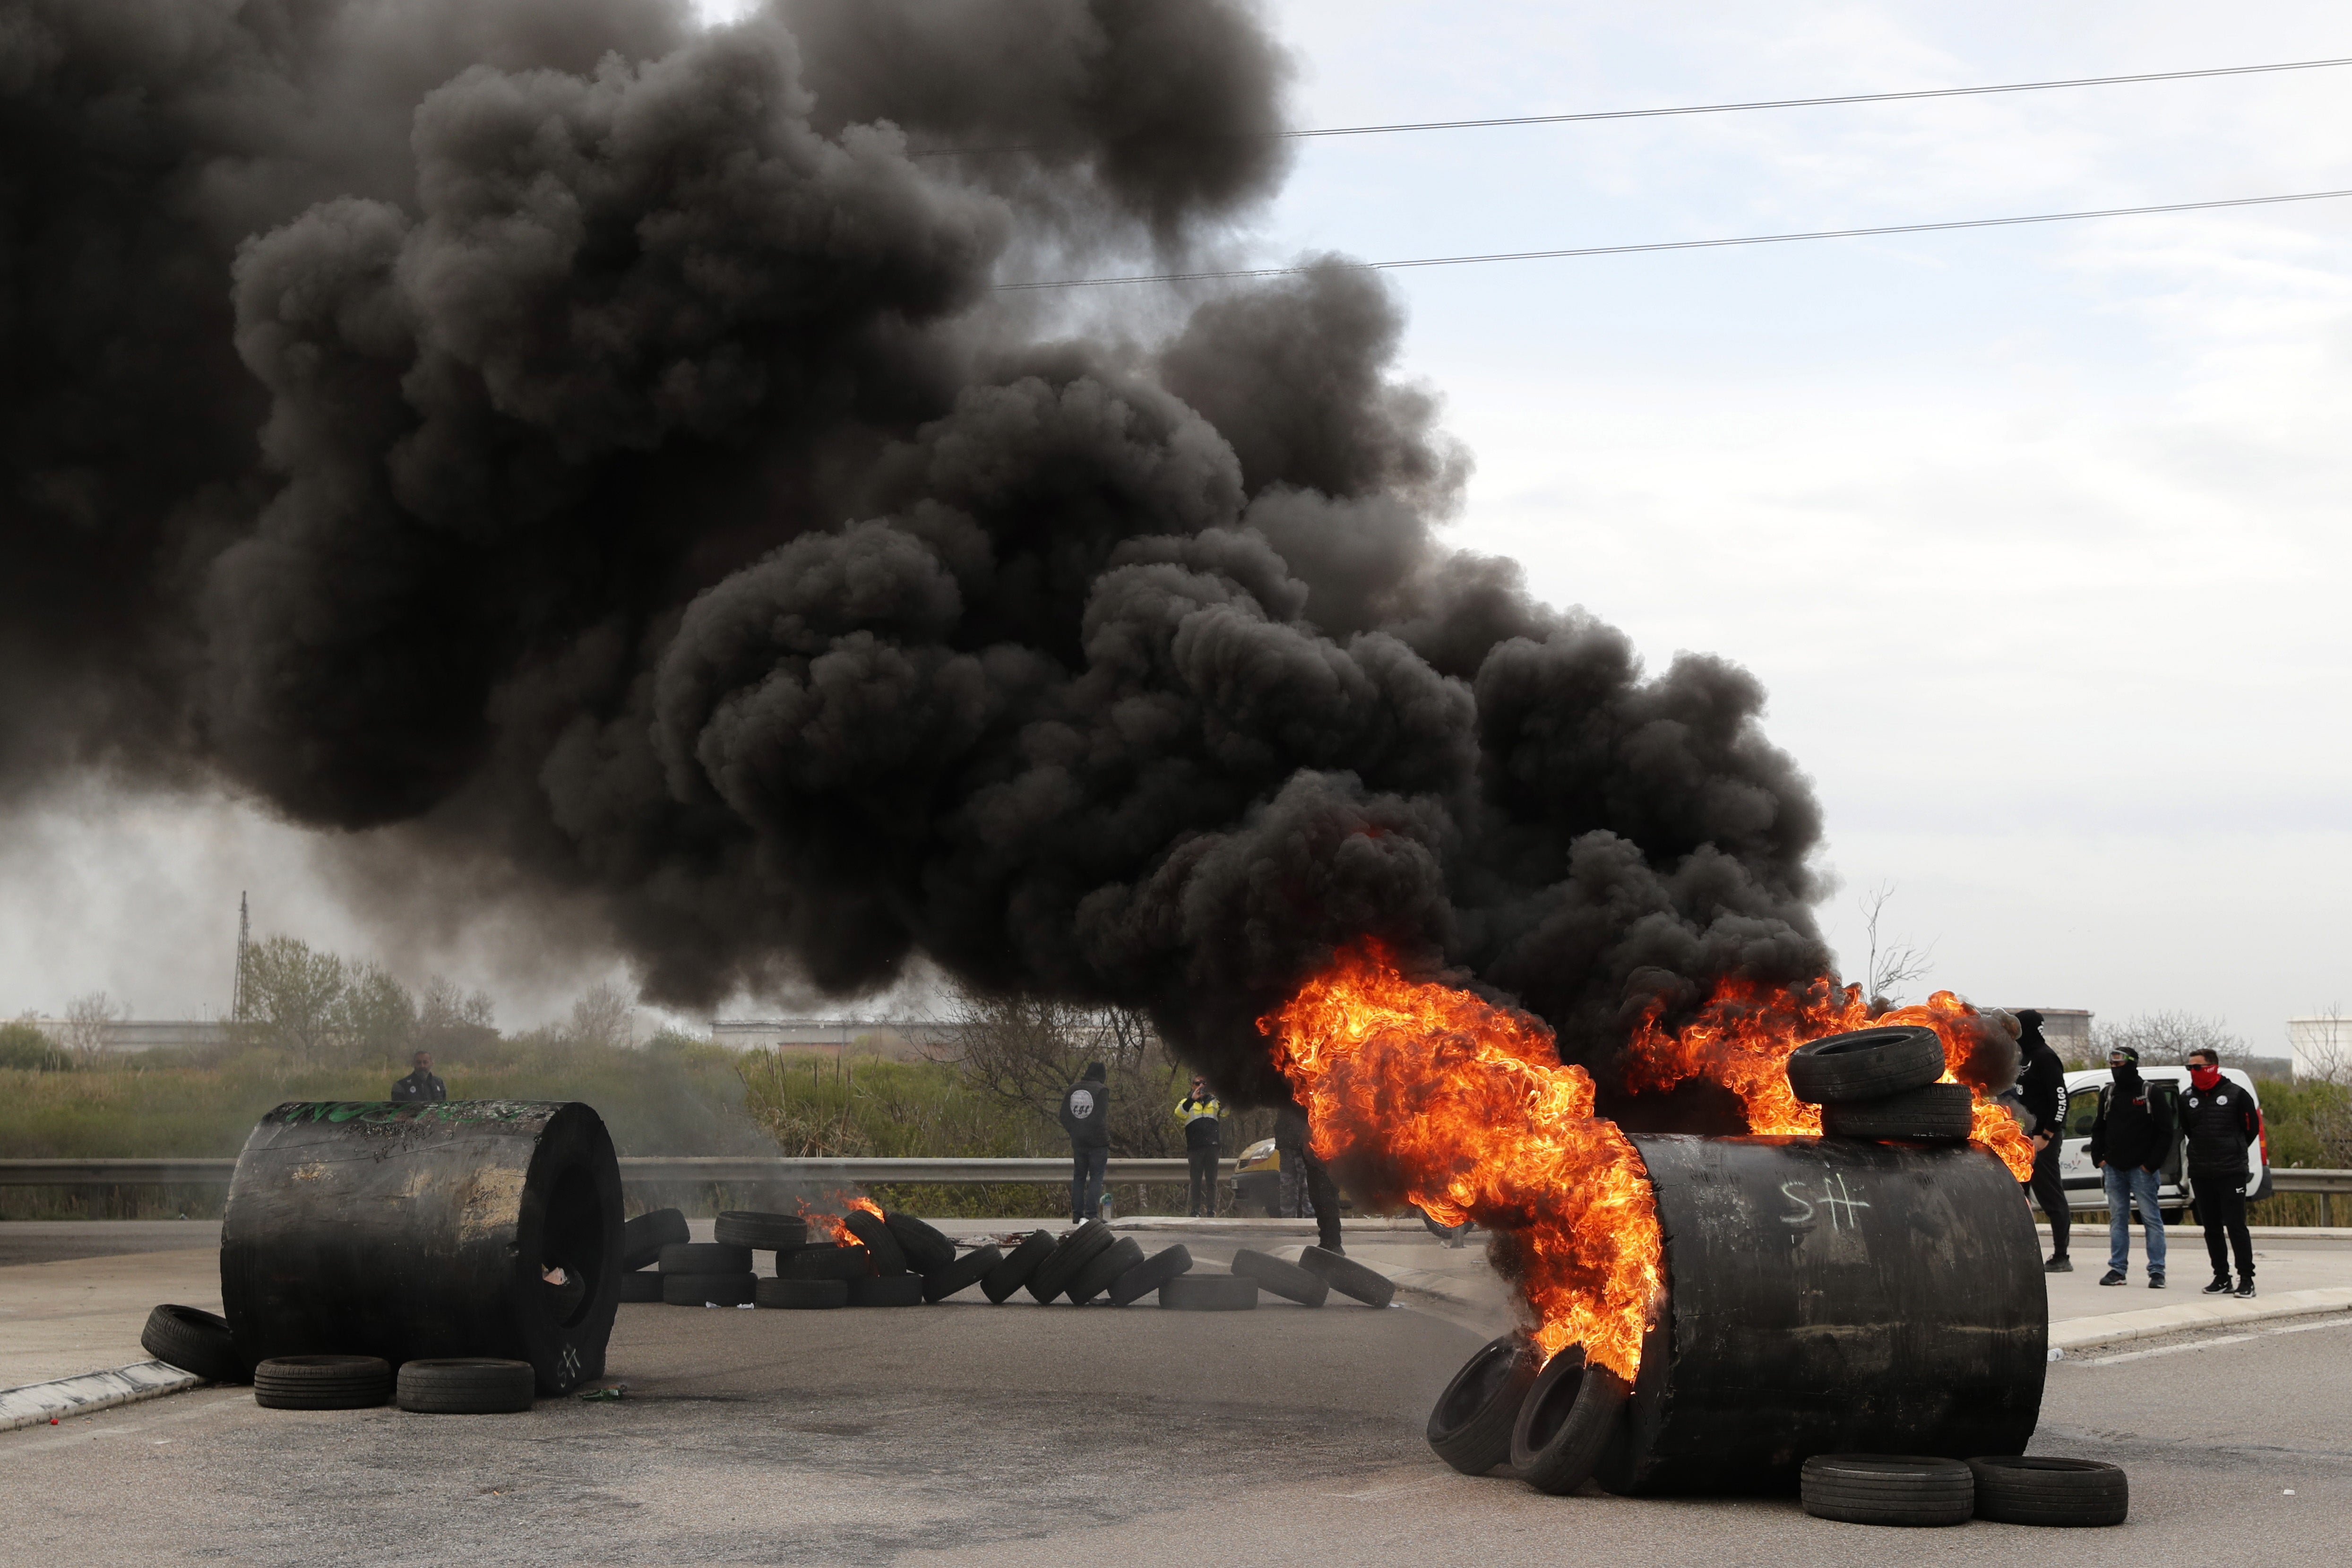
[{"xmin": 4, "ymin": 0, "xmax": 2345, "ymax": 1053}]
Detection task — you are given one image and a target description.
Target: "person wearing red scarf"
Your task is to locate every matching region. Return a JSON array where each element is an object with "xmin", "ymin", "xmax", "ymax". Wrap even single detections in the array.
[{"xmin": 2179, "ymin": 1049, "xmax": 2263, "ymax": 1297}]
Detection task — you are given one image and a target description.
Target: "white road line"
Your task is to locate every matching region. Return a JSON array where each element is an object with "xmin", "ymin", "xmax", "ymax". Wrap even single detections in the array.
[
  {"xmin": 2082, "ymin": 1334, "xmax": 2257, "ymax": 1366},
  {"xmin": 2265, "ymin": 1317, "xmax": 2352, "ymax": 1336}
]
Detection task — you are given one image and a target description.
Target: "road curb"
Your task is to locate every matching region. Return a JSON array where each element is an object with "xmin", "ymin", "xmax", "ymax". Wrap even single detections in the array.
[
  {"xmin": 0, "ymin": 1360, "xmax": 206, "ymax": 1432},
  {"xmin": 2048, "ymin": 1286, "xmax": 2352, "ymax": 1352}
]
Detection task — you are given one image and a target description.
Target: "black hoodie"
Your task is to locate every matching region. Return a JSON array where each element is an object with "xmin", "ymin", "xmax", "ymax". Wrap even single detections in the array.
[
  {"xmin": 2088, "ymin": 1065, "xmax": 2174, "ymax": 1171},
  {"xmin": 1059, "ymin": 1071, "xmax": 1109, "ymax": 1151}
]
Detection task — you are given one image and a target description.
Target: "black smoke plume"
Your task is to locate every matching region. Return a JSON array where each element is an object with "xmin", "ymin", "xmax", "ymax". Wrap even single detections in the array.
[{"xmin": 1, "ymin": 0, "xmax": 1831, "ymax": 1103}]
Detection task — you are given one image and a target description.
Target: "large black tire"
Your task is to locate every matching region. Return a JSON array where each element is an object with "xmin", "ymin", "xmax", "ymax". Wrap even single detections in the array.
[
  {"xmin": 1159, "ymin": 1273, "xmax": 1258, "ymax": 1311},
  {"xmin": 1427, "ymin": 1335, "xmax": 1536, "ymax": 1476},
  {"xmin": 714, "ymin": 1211, "xmax": 809, "ymax": 1252},
  {"xmin": 921, "ymin": 1245, "xmax": 1003, "ymax": 1303},
  {"xmin": 396, "ymin": 1358, "xmax": 535, "ymax": 1414},
  {"xmin": 1231, "ymin": 1248, "xmax": 1329, "ymax": 1307},
  {"xmin": 885, "ymin": 1211, "xmax": 959, "ymax": 1275},
  {"xmin": 141, "ymin": 1303, "xmax": 245, "ymax": 1383},
  {"xmin": 1027, "ymin": 1221, "xmax": 1114, "ymax": 1303},
  {"xmin": 661, "ymin": 1271, "xmax": 758, "ymax": 1307},
  {"xmin": 781, "ymin": 1244, "xmax": 873, "ymax": 1282},
  {"xmin": 1509, "ymin": 1350, "xmax": 1630, "ymax": 1495},
  {"xmin": 1109, "ymin": 1245, "xmax": 1194, "ymax": 1307},
  {"xmin": 842, "ymin": 1210, "xmax": 910, "ymax": 1275},
  {"xmin": 984, "ymin": 1230, "xmax": 1056, "ymax": 1303},
  {"xmin": 620, "ymin": 1208, "xmax": 691, "ymax": 1272},
  {"xmin": 1821, "ymin": 1082, "xmax": 1975, "ymax": 1142},
  {"xmin": 757, "ymin": 1277, "xmax": 850, "ymax": 1310},
  {"xmin": 615, "ymin": 1270, "xmax": 664, "ymax": 1303},
  {"xmin": 657, "ymin": 1242, "xmax": 753, "ymax": 1275},
  {"xmin": 1067, "ymin": 1237, "xmax": 1146, "ymax": 1305},
  {"xmin": 1300, "ymin": 1246, "xmax": 1395, "ymax": 1308},
  {"xmin": 1967, "ymin": 1456, "xmax": 2129, "ymax": 1526},
  {"xmin": 253, "ymin": 1354, "xmax": 393, "ymax": 1410},
  {"xmin": 1801, "ymin": 1455, "xmax": 1975, "ymax": 1526},
  {"xmin": 847, "ymin": 1273, "xmax": 924, "ymax": 1308},
  {"xmin": 1786, "ymin": 1027, "xmax": 1948, "ymax": 1105}
]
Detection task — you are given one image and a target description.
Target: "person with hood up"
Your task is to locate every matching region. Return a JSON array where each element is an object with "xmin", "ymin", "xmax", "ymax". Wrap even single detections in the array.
[
  {"xmin": 2012, "ymin": 1009, "xmax": 2072, "ymax": 1272},
  {"xmin": 2087, "ymin": 1045, "xmax": 2173, "ymax": 1287},
  {"xmin": 2180, "ymin": 1047, "xmax": 2262, "ymax": 1298},
  {"xmin": 1060, "ymin": 1061, "xmax": 1111, "ymax": 1225}
]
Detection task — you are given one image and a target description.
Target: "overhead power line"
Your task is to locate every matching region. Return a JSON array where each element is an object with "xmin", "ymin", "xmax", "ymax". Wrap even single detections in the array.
[
  {"xmin": 919, "ymin": 56, "xmax": 2352, "ymax": 155},
  {"xmin": 994, "ymin": 188, "xmax": 2352, "ymax": 291}
]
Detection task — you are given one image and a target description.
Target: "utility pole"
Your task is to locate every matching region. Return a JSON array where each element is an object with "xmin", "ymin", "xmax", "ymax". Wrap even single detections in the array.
[{"xmin": 231, "ymin": 892, "xmax": 250, "ymax": 1022}]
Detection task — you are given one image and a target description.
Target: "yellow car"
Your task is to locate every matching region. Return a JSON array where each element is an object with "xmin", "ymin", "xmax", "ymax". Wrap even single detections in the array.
[{"xmin": 1232, "ymin": 1137, "xmax": 1283, "ymax": 1216}]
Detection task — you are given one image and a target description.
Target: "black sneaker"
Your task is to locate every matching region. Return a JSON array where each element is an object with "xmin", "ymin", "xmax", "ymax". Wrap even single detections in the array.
[
  {"xmin": 2234, "ymin": 1279, "xmax": 2257, "ymax": 1299},
  {"xmin": 2099, "ymin": 1269, "xmax": 2127, "ymax": 1286},
  {"xmin": 2149, "ymin": 1272, "xmax": 2166, "ymax": 1289},
  {"xmin": 2202, "ymin": 1276, "xmax": 2233, "ymax": 1294},
  {"xmin": 2045, "ymin": 1255, "xmax": 2073, "ymax": 1273}
]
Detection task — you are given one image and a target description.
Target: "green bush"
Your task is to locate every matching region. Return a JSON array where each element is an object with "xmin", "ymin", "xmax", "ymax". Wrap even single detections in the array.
[{"xmin": 0, "ymin": 1020, "xmax": 69, "ymax": 1072}]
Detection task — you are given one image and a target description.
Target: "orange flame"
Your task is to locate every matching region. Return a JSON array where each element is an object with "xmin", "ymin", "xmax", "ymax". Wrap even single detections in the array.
[
  {"xmin": 797, "ymin": 1193, "xmax": 886, "ymax": 1247},
  {"xmin": 1626, "ymin": 979, "xmax": 2035, "ymax": 1177},
  {"xmin": 1262, "ymin": 943, "xmax": 1663, "ymax": 1378}
]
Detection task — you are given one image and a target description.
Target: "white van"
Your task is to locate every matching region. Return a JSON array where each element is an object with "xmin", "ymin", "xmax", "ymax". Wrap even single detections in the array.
[{"xmin": 2054, "ymin": 1066, "xmax": 2272, "ymax": 1219}]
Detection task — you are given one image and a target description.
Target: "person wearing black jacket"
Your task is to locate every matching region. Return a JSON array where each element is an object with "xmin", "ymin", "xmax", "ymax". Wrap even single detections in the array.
[
  {"xmin": 2179, "ymin": 1048, "xmax": 2263, "ymax": 1298},
  {"xmin": 1275, "ymin": 1103, "xmax": 1344, "ymax": 1254},
  {"xmin": 2012, "ymin": 1010, "xmax": 2072, "ymax": 1272},
  {"xmin": 2087, "ymin": 1045, "xmax": 2172, "ymax": 1287},
  {"xmin": 389, "ymin": 1051, "xmax": 446, "ymax": 1104},
  {"xmin": 1060, "ymin": 1062, "xmax": 1110, "ymax": 1225}
]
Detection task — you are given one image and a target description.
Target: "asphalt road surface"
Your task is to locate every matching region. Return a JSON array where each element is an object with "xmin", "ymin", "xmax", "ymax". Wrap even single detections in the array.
[{"xmin": 6, "ymin": 1280, "xmax": 2347, "ymax": 1566}]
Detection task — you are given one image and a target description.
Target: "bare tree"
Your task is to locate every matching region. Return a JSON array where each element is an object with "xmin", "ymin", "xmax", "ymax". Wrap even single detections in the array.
[
  {"xmin": 417, "ymin": 976, "xmax": 497, "ymax": 1057},
  {"xmin": 2292, "ymin": 1007, "xmax": 2351, "ymax": 1086},
  {"xmin": 1857, "ymin": 881, "xmax": 1934, "ymax": 1008},
  {"xmin": 337, "ymin": 963, "xmax": 417, "ymax": 1066},
  {"xmin": 569, "ymin": 980, "xmax": 635, "ymax": 1051},
  {"xmin": 59, "ymin": 991, "xmax": 123, "ymax": 1067},
  {"xmin": 938, "ymin": 994, "xmax": 1187, "ymax": 1156},
  {"xmin": 236, "ymin": 936, "xmax": 347, "ymax": 1064},
  {"xmin": 2090, "ymin": 1011, "xmax": 2245, "ymax": 1068}
]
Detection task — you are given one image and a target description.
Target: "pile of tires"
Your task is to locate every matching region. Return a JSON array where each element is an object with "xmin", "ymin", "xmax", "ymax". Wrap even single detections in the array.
[
  {"xmin": 1801, "ymin": 1452, "xmax": 2128, "ymax": 1528},
  {"xmin": 1789, "ymin": 1027, "xmax": 1975, "ymax": 1143}
]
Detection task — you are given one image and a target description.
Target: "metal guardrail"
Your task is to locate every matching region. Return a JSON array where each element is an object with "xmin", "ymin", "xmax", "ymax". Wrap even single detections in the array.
[{"xmin": 0, "ymin": 1156, "xmax": 1227, "ymax": 1187}]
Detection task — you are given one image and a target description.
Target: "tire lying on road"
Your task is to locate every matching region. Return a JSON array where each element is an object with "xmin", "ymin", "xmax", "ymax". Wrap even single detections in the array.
[
  {"xmin": 615, "ymin": 1270, "xmax": 664, "ymax": 1303},
  {"xmin": 1821, "ymin": 1082, "xmax": 1975, "ymax": 1142},
  {"xmin": 1230, "ymin": 1248, "xmax": 1329, "ymax": 1308},
  {"xmin": 1108, "ymin": 1244, "xmax": 1193, "ymax": 1307},
  {"xmin": 620, "ymin": 1208, "xmax": 692, "ymax": 1272},
  {"xmin": 782, "ymin": 1244, "xmax": 873, "ymax": 1282},
  {"xmin": 1800, "ymin": 1455, "xmax": 1975, "ymax": 1526},
  {"xmin": 396, "ymin": 1358, "xmax": 535, "ymax": 1414},
  {"xmin": 1509, "ymin": 1348, "xmax": 1630, "ymax": 1495},
  {"xmin": 1066, "ymin": 1237, "xmax": 1146, "ymax": 1305},
  {"xmin": 1027, "ymin": 1221, "xmax": 1114, "ymax": 1304},
  {"xmin": 661, "ymin": 1272, "xmax": 758, "ymax": 1307},
  {"xmin": 758, "ymin": 1277, "xmax": 850, "ymax": 1310},
  {"xmin": 1158, "ymin": 1272, "xmax": 1258, "ymax": 1311},
  {"xmin": 886, "ymin": 1211, "xmax": 959, "ymax": 1275},
  {"xmin": 847, "ymin": 1273, "xmax": 925, "ymax": 1308},
  {"xmin": 842, "ymin": 1210, "xmax": 910, "ymax": 1276},
  {"xmin": 714, "ymin": 1210, "xmax": 808, "ymax": 1253},
  {"xmin": 140, "ymin": 1303, "xmax": 246, "ymax": 1384},
  {"xmin": 1785, "ymin": 1027, "xmax": 1947, "ymax": 1105},
  {"xmin": 1427, "ymin": 1334, "xmax": 1537, "ymax": 1476},
  {"xmin": 253, "ymin": 1354, "xmax": 393, "ymax": 1410},
  {"xmin": 983, "ymin": 1230, "xmax": 1056, "ymax": 1303},
  {"xmin": 657, "ymin": 1242, "xmax": 753, "ymax": 1275},
  {"xmin": 921, "ymin": 1245, "xmax": 1004, "ymax": 1303},
  {"xmin": 1966, "ymin": 1456, "xmax": 2128, "ymax": 1527},
  {"xmin": 1299, "ymin": 1246, "xmax": 1395, "ymax": 1308}
]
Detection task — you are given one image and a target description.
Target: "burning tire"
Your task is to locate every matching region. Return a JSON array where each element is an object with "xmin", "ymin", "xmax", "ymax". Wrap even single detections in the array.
[
  {"xmin": 1508, "ymin": 1349, "xmax": 1629, "ymax": 1495},
  {"xmin": 1785, "ymin": 1027, "xmax": 1946, "ymax": 1105},
  {"xmin": 253, "ymin": 1354, "xmax": 393, "ymax": 1410},
  {"xmin": 1966, "ymin": 1456, "xmax": 2128, "ymax": 1527},
  {"xmin": 657, "ymin": 1242, "xmax": 753, "ymax": 1275},
  {"xmin": 616, "ymin": 1271, "xmax": 663, "ymax": 1303},
  {"xmin": 140, "ymin": 1304, "xmax": 245, "ymax": 1384},
  {"xmin": 620, "ymin": 1208, "xmax": 691, "ymax": 1272},
  {"xmin": 1066, "ymin": 1237, "xmax": 1146, "ymax": 1304},
  {"xmin": 1230, "ymin": 1248, "xmax": 1329, "ymax": 1307},
  {"xmin": 1108, "ymin": 1244, "xmax": 1193, "ymax": 1306},
  {"xmin": 843, "ymin": 1209, "xmax": 910, "ymax": 1275},
  {"xmin": 1300, "ymin": 1245, "xmax": 1395, "ymax": 1307},
  {"xmin": 661, "ymin": 1272, "xmax": 757, "ymax": 1307},
  {"xmin": 758, "ymin": 1277, "xmax": 849, "ymax": 1310},
  {"xmin": 1426, "ymin": 1334, "xmax": 1537, "ymax": 1476},
  {"xmin": 1800, "ymin": 1455, "xmax": 1974, "ymax": 1526},
  {"xmin": 395, "ymin": 1358, "xmax": 535, "ymax": 1414},
  {"xmin": 1027, "ymin": 1221, "xmax": 1113, "ymax": 1303},
  {"xmin": 886, "ymin": 1211, "xmax": 959, "ymax": 1275},
  {"xmin": 984, "ymin": 1230, "xmax": 1056, "ymax": 1303},
  {"xmin": 847, "ymin": 1273, "xmax": 924, "ymax": 1308},
  {"xmin": 1158, "ymin": 1273, "xmax": 1258, "ymax": 1311},
  {"xmin": 782, "ymin": 1244, "xmax": 872, "ymax": 1282},
  {"xmin": 1820, "ymin": 1082, "xmax": 1974, "ymax": 1142},
  {"xmin": 714, "ymin": 1211, "xmax": 808, "ymax": 1253},
  {"xmin": 921, "ymin": 1244, "xmax": 1003, "ymax": 1302}
]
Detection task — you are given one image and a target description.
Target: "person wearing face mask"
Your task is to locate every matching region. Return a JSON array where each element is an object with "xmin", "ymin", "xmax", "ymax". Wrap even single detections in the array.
[
  {"xmin": 2086, "ymin": 1045, "xmax": 2173, "ymax": 1287},
  {"xmin": 2179, "ymin": 1048, "xmax": 2262, "ymax": 1298},
  {"xmin": 2011, "ymin": 1009, "xmax": 2071, "ymax": 1272}
]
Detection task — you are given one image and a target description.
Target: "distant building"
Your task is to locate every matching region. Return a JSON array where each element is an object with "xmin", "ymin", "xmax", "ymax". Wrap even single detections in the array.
[
  {"xmin": 2009, "ymin": 1007, "xmax": 2092, "ymax": 1061},
  {"xmin": 709, "ymin": 1018, "xmax": 957, "ymax": 1060},
  {"xmin": 26, "ymin": 1018, "xmax": 230, "ymax": 1054},
  {"xmin": 2288, "ymin": 1016, "xmax": 2349, "ymax": 1079}
]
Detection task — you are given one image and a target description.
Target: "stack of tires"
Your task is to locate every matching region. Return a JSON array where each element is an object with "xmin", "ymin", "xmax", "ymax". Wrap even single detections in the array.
[
  {"xmin": 141, "ymin": 1311, "xmax": 541, "ymax": 1416},
  {"xmin": 1788, "ymin": 1026, "xmax": 1974, "ymax": 1143}
]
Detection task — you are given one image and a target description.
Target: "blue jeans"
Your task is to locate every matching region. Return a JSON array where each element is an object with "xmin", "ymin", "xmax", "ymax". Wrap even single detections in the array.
[
  {"xmin": 2102, "ymin": 1163, "xmax": 2166, "ymax": 1275},
  {"xmin": 1070, "ymin": 1146, "xmax": 1108, "ymax": 1224}
]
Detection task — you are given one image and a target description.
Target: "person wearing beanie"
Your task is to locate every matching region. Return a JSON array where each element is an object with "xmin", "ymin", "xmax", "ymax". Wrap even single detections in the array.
[
  {"xmin": 2087, "ymin": 1044, "xmax": 2173, "ymax": 1287},
  {"xmin": 1059, "ymin": 1060, "xmax": 1111, "ymax": 1225},
  {"xmin": 2011, "ymin": 1009, "xmax": 2072, "ymax": 1272}
]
